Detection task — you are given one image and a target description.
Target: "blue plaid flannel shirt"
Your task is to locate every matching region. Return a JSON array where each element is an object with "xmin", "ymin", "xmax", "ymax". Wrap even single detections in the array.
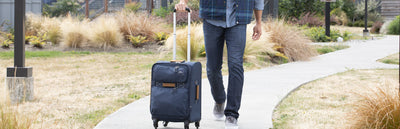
[{"xmin": 199, "ymin": 0, "xmax": 256, "ymax": 25}]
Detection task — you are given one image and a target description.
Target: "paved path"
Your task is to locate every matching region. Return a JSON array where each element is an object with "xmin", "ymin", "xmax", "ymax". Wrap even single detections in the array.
[{"xmin": 95, "ymin": 36, "xmax": 399, "ymax": 129}]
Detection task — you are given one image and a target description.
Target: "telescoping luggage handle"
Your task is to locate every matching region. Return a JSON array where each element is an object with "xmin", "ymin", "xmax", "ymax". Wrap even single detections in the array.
[{"xmin": 172, "ymin": 7, "xmax": 191, "ymax": 62}]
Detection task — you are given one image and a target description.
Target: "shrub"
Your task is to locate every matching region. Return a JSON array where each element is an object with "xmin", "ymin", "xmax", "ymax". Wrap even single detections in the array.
[
  {"xmin": 265, "ymin": 20, "xmax": 318, "ymax": 61},
  {"xmin": 166, "ymin": 10, "xmax": 201, "ymax": 25},
  {"xmin": 43, "ymin": 17, "xmax": 62, "ymax": 44},
  {"xmin": 88, "ymin": 16, "xmax": 123, "ymax": 48},
  {"xmin": 165, "ymin": 23, "xmax": 204, "ymax": 60},
  {"xmin": 306, "ymin": 27, "xmax": 352, "ymax": 42},
  {"xmin": 6, "ymin": 33, "xmax": 14, "ymax": 42},
  {"xmin": 243, "ymin": 22, "xmax": 276, "ymax": 62},
  {"xmin": 371, "ymin": 21, "xmax": 383, "ymax": 34},
  {"xmin": 354, "ymin": 0, "xmax": 381, "ymax": 21},
  {"xmin": 30, "ymin": 34, "xmax": 46, "ymax": 48},
  {"xmin": 387, "ymin": 15, "xmax": 400, "ymax": 35},
  {"xmin": 291, "ymin": 12, "xmax": 324, "ymax": 27},
  {"xmin": 116, "ymin": 11, "xmax": 167, "ymax": 41},
  {"xmin": 342, "ymin": 31, "xmax": 352, "ymax": 41},
  {"xmin": 348, "ymin": 79, "xmax": 400, "ymax": 129},
  {"xmin": 168, "ymin": 0, "xmax": 200, "ymax": 11},
  {"xmin": 331, "ymin": 0, "xmax": 356, "ymax": 22},
  {"xmin": 154, "ymin": 32, "xmax": 168, "ymax": 42},
  {"xmin": 153, "ymin": 7, "xmax": 170, "ymax": 18},
  {"xmin": 306, "ymin": 27, "xmax": 331, "ymax": 42},
  {"xmin": 26, "ymin": 13, "xmax": 44, "ymax": 36},
  {"xmin": 128, "ymin": 35, "xmax": 147, "ymax": 48},
  {"xmin": 60, "ymin": 17, "xmax": 89, "ymax": 48},
  {"xmin": 43, "ymin": 0, "xmax": 81, "ymax": 17},
  {"xmin": 25, "ymin": 36, "xmax": 34, "ymax": 44},
  {"xmin": 1, "ymin": 39, "xmax": 12, "ymax": 49},
  {"xmin": 124, "ymin": 2, "xmax": 142, "ymax": 13},
  {"xmin": 0, "ymin": 104, "xmax": 36, "ymax": 129},
  {"xmin": 279, "ymin": 0, "xmax": 324, "ymax": 19},
  {"xmin": 198, "ymin": 45, "xmax": 206, "ymax": 57},
  {"xmin": 330, "ymin": 8, "xmax": 348, "ymax": 26}
]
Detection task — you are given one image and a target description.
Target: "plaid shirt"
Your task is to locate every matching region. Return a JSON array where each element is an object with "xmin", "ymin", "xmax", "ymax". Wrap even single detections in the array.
[{"xmin": 200, "ymin": 0, "xmax": 255, "ymax": 24}]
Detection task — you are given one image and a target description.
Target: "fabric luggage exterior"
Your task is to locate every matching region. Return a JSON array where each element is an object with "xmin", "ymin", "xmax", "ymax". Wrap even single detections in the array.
[{"xmin": 150, "ymin": 7, "xmax": 202, "ymax": 129}]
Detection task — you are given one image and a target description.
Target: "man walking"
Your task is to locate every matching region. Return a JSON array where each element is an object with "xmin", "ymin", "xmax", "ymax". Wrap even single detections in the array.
[{"xmin": 176, "ymin": 0, "xmax": 263, "ymax": 128}]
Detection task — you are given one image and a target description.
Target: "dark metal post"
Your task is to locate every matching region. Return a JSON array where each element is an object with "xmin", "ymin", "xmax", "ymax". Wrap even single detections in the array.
[
  {"xmin": 7, "ymin": 0, "xmax": 32, "ymax": 77},
  {"xmin": 363, "ymin": 0, "xmax": 369, "ymax": 36},
  {"xmin": 104, "ymin": 0, "xmax": 108, "ymax": 13},
  {"xmin": 325, "ymin": 2, "xmax": 331, "ymax": 37},
  {"xmin": 85, "ymin": 0, "xmax": 89, "ymax": 18},
  {"xmin": 15, "ymin": 0, "xmax": 25, "ymax": 67}
]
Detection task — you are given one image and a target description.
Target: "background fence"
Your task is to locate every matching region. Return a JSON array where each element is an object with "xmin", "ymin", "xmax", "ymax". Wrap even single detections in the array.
[{"xmin": 0, "ymin": 0, "xmax": 42, "ymax": 29}]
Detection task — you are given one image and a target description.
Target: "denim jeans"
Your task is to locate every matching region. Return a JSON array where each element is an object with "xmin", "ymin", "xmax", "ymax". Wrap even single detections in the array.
[{"xmin": 203, "ymin": 20, "xmax": 246, "ymax": 119}]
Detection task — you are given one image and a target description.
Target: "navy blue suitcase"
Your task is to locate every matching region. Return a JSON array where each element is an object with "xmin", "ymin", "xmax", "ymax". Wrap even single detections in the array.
[{"xmin": 150, "ymin": 8, "xmax": 202, "ymax": 129}]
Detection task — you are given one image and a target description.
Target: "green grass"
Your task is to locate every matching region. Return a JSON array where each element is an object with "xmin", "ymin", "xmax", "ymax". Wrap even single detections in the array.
[
  {"xmin": 75, "ymin": 91, "xmax": 148, "ymax": 127},
  {"xmin": 378, "ymin": 53, "xmax": 399, "ymax": 65},
  {"xmin": 381, "ymin": 59, "xmax": 399, "ymax": 65},
  {"xmin": 314, "ymin": 45, "xmax": 350, "ymax": 54},
  {"xmin": 0, "ymin": 51, "xmax": 91, "ymax": 59},
  {"xmin": 0, "ymin": 51, "xmax": 154, "ymax": 59}
]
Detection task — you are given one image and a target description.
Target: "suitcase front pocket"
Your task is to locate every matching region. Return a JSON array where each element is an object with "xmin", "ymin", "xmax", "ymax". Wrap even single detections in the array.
[
  {"xmin": 152, "ymin": 64, "xmax": 189, "ymax": 83},
  {"xmin": 150, "ymin": 86, "xmax": 189, "ymax": 118}
]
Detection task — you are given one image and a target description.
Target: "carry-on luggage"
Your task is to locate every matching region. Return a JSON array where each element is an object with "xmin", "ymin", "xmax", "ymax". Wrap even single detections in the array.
[{"xmin": 150, "ymin": 8, "xmax": 202, "ymax": 129}]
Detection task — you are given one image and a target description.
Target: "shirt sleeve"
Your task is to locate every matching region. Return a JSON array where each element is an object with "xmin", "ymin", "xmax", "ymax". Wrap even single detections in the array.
[{"xmin": 254, "ymin": 0, "xmax": 264, "ymax": 10}]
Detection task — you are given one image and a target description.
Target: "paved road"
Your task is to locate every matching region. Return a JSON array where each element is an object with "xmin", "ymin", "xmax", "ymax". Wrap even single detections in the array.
[{"xmin": 95, "ymin": 36, "xmax": 399, "ymax": 129}]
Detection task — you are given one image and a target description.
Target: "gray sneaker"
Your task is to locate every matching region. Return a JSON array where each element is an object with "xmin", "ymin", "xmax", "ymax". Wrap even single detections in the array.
[
  {"xmin": 225, "ymin": 116, "xmax": 239, "ymax": 129},
  {"xmin": 213, "ymin": 103, "xmax": 225, "ymax": 120}
]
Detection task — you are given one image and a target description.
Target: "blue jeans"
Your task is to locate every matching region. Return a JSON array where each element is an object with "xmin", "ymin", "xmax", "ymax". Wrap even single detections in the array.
[{"xmin": 203, "ymin": 20, "xmax": 246, "ymax": 119}]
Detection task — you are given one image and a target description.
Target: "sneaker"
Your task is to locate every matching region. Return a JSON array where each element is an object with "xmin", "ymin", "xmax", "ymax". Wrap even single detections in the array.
[
  {"xmin": 213, "ymin": 102, "xmax": 225, "ymax": 120},
  {"xmin": 225, "ymin": 116, "xmax": 239, "ymax": 129}
]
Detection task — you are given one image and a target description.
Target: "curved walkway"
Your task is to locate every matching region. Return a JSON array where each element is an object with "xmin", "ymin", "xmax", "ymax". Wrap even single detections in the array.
[{"xmin": 95, "ymin": 36, "xmax": 399, "ymax": 129}]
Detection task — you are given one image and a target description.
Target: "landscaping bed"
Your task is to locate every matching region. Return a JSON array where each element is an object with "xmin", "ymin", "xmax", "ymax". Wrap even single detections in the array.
[{"xmin": 273, "ymin": 69, "xmax": 399, "ymax": 128}]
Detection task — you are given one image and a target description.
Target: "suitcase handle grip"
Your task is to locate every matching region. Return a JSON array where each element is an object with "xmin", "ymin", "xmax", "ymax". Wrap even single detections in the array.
[
  {"xmin": 173, "ymin": 7, "xmax": 191, "ymax": 13},
  {"xmin": 173, "ymin": 7, "xmax": 191, "ymax": 62}
]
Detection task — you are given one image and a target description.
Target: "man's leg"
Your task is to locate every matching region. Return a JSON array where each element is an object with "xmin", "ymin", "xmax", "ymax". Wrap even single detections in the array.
[
  {"xmin": 224, "ymin": 24, "xmax": 247, "ymax": 119},
  {"xmin": 203, "ymin": 20, "xmax": 226, "ymax": 105}
]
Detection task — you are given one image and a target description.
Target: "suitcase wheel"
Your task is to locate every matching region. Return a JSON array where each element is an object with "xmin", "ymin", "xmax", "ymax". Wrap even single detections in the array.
[
  {"xmin": 152, "ymin": 118, "xmax": 159, "ymax": 129},
  {"xmin": 195, "ymin": 121, "xmax": 200, "ymax": 129},
  {"xmin": 163, "ymin": 121, "xmax": 169, "ymax": 127},
  {"xmin": 184, "ymin": 120, "xmax": 190, "ymax": 129}
]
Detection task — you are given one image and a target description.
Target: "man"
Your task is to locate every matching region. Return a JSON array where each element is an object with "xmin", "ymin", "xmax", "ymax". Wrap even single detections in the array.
[{"xmin": 176, "ymin": 0, "xmax": 263, "ymax": 128}]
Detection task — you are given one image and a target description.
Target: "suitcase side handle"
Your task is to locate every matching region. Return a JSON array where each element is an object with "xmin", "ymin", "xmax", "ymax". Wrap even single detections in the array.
[
  {"xmin": 173, "ymin": 7, "xmax": 191, "ymax": 62},
  {"xmin": 196, "ymin": 85, "xmax": 199, "ymax": 100}
]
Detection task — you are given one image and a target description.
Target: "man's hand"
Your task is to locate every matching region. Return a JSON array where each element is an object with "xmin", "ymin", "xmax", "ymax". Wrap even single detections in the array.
[
  {"xmin": 252, "ymin": 23, "xmax": 262, "ymax": 40},
  {"xmin": 252, "ymin": 10, "xmax": 263, "ymax": 40},
  {"xmin": 175, "ymin": 0, "xmax": 188, "ymax": 12}
]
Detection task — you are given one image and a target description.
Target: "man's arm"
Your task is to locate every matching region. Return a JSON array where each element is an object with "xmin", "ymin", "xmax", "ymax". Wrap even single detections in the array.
[{"xmin": 252, "ymin": 4, "xmax": 263, "ymax": 40}]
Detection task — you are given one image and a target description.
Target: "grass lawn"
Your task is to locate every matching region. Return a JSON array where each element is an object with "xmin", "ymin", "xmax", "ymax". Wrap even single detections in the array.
[
  {"xmin": 272, "ymin": 69, "xmax": 399, "ymax": 128},
  {"xmin": 0, "ymin": 50, "xmax": 269, "ymax": 129},
  {"xmin": 313, "ymin": 45, "xmax": 350, "ymax": 54},
  {"xmin": 0, "ymin": 38, "xmax": 349, "ymax": 128},
  {"xmin": 378, "ymin": 52, "xmax": 399, "ymax": 65}
]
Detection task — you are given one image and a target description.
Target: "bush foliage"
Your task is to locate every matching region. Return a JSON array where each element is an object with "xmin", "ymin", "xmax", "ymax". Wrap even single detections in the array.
[
  {"xmin": 387, "ymin": 15, "xmax": 400, "ymax": 35},
  {"xmin": 305, "ymin": 27, "xmax": 352, "ymax": 42},
  {"xmin": 43, "ymin": 0, "xmax": 81, "ymax": 17},
  {"xmin": 279, "ymin": 0, "xmax": 324, "ymax": 19}
]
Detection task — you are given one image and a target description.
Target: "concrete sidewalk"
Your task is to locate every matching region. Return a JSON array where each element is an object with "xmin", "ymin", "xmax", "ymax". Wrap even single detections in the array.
[{"xmin": 95, "ymin": 36, "xmax": 399, "ymax": 129}]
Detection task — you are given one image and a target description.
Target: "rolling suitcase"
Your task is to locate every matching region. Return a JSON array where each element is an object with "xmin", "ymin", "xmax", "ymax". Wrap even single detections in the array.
[{"xmin": 150, "ymin": 8, "xmax": 202, "ymax": 129}]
